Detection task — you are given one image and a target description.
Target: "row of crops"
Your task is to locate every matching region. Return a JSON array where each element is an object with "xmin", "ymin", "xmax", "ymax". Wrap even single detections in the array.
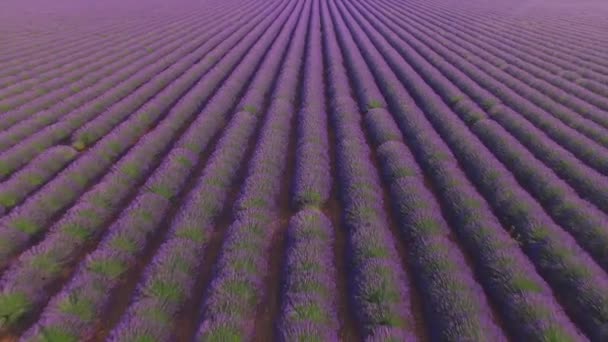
[{"xmin": 1, "ymin": 0, "xmax": 608, "ymax": 340}]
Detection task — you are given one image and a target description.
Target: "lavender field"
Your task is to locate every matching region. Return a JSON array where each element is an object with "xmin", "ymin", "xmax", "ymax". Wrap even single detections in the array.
[{"xmin": 1, "ymin": 0, "xmax": 608, "ymax": 340}]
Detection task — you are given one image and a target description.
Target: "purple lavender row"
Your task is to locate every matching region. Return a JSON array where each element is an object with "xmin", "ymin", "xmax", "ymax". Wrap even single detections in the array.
[
  {"xmin": 0, "ymin": 69, "xmax": 263, "ymax": 331},
  {"xmin": 434, "ymin": 2, "xmax": 608, "ymax": 81},
  {"xmin": 352, "ymin": 1, "xmax": 608, "ymax": 242},
  {"xmin": 292, "ymin": 103, "xmax": 331, "ymax": 208},
  {"xmin": 0, "ymin": 29, "xmax": 205, "ymax": 122},
  {"xmin": 0, "ymin": 31, "xmax": 170, "ymax": 116},
  {"xmin": 0, "ymin": 11, "xmax": 201, "ymax": 106},
  {"xmin": 344, "ymin": 3, "xmax": 604, "ymax": 340},
  {"xmin": 0, "ymin": 145, "xmax": 207, "ymax": 327},
  {"xmin": 0, "ymin": 146, "xmax": 77, "ymax": 215},
  {"xmin": 0, "ymin": 6, "xmax": 217, "ymax": 93},
  {"xmin": 278, "ymin": 208, "xmax": 338, "ymax": 341},
  {"xmin": 342, "ymin": 10, "xmax": 586, "ymax": 339},
  {"xmin": 0, "ymin": 11, "xmax": 214, "ymax": 130},
  {"xmin": 0, "ymin": 0, "xmax": 198, "ymax": 63},
  {"xmin": 0, "ymin": 7, "xmax": 218, "ymax": 95},
  {"xmin": 20, "ymin": 150, "xmax": 189, "ymax": 340},
  {"xmin": 491, "ymin": 24, "xmax": 608, "ymax": 99},
  {"xmin": 385, "ymin": 2, "xmax": 608, "ymax": 153},
  {"xmin": 453, "ymin": 119, "xmax": 608, "ymax": 337},
  {"xmin": 374, "ymin": 146, "xmax": 505, "ymax": 340},
  {"xmin": 576, "ymin": 78, "xmax": 608, "ymax": 99},
  {"xmin": 0, "ymin": 5, "xmax": 186, "ymax": 73},
  {"xmin": 379, "ymin": 138, "xmax": 583, "ymax": 341},
  {"xmin": 0, "ymin": 2, "xmax": 183, "ymax": 51},
  {"xmin": 436, "ymin": 1, "xmax": 608, "ymax": 71},
  {"xmin": 67, "ymin": 4, "xmax": 262, "ymax": 150},
  {"xmin": 319, "ymin": 2, "xmax": 414, "ymax": 339},
  {"xmin": 0, "ymin": 4, "xmax": 263, "ymax": 180},
  {"xmin": 0, "ymin": 0, "xmax": 290, "ymax": 288},
  {"xmin": 351, "ymin": 1, "xmax": 608, "ymax": 265},
  {"xmin": 428, "ymin": 0, "xmax": 608, "ymax": 42},
  {"xmin": 0, "ymin": 4, "xmax": 210, "ymax": 83},
  {"xmin": 0, "ymin": 4, "xmax": 236, "ymax": 134},
  {"xmin": 430, "ymin": 1, "xmax": 608, "ymax": 97},
  {"xmin": 106, "ymin": 112, "xmax": 256, "ymax": 341},
  {"xmin": 486, "ymin": 106, "xmax": 608, "ymax": 211},
  {"xmin": 413, "ymin": 0, "xmax": 608, "ymax": 102},
  {"xmin": 430, "ymin": 27, "xmax": 608, "ymax": 146},
  {"xmin": 280, "ymin": 1, "xmax": 337, "ymax": 339},
  {"xmin": 292, "ymin": 0, "xmax": 331, "ymax": 210},
  {"xmin": 332, "ymin": 2, "xmax": 508, "ymax": 340},
  {"xmin": 439, "ymin": 22, "xmax": 608, "ymax": 128},
  {"xmin": 0, "ymin": 7, "xmax": 217, "ymax": 102},
  {"xmin": 194, "ymin": 2, "xmax": 310, "ymax": 339},
  {"xmin": 25, "ymin": 25, "xmax": 286, "ymax": 333},
  {"xmin": 467, "ymin": 4, "xmax": 608, "ymax": 52},
  {"xmin": 498, "ymin": 11, "xmax": 608, "ymax": 49},
  {"xmin": 0, "ymin": 0, "xmax": 279, "ymax": 274},
  {"xmin": 229, "ymin": 31, "xmax": 306, "ymax": 217},
  {"xmin": 372, "ymin": 1, "xmax": 608, "ymax": 177},
  {"xmin": 229, "ymin": 1, "xmax": 301, "ymax": 118},
  {"xmin": 234, "ymin": 24, "xmax": 290, "ymax": 118},
  {"xmin": 196, "ymin": 103, "xmax": 295, "ymax": 341},
  {"xmin": 0, "ymin": 10, "xmax": 238, "ymax": 151},
  {"xmin": 21, "ymin": 194, "xmax": 168, "ymax": 342},
  {"xmin": 25, "ymin": 111, "xmax": 264, "ymax": 340},
  {"xmin": 471, "ymin": 119, "xmax": 608, "ymax": 267},
  {"xmin": 351, "ymin": 3, "xmax": 608, "ymax": 337},
  {"xmin": 0, "ymin": 96, "xmax": 249, "ymax": 334},
  {"xmin": 105, "ymin": 3, "xmax": 299, "ymax": 341},
  {"xmin": 471, "ymin": 9, "xmax": 608, "ymax": 50},
  {"xmin": 195, "ymin": 124, "xmax": 290, "ymax": 337},
  {"xmin": 23, "ymin": 2, "xmax": 295, "ymax": 335},
  {"xmin": 0, "ymin": 14, "xmax": 168, "ymax": 85},
  {"xmin": 438, "ymin": 15, "xmax": 608, "ymax": 119},
  {"xmin": 350, "ymin": 3, "xmax": 608, "ymax": 216},
  {"xmin": 0, "ymin": 18, "xmax": 139, "ymax": 70},
  {"xmin": 390, "ymin": 0, "xmax": 603, "ymax": 136}
]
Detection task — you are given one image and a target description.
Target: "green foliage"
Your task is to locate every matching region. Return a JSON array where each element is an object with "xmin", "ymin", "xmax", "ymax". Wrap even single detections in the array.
[
  {"xmin": 72, "ymin": 140, "xmax": 87, "ymax": 151},
  {"xmin": 299, "ymin": 190, "xmax": 323, "ymax": 207},
  {"xmin": 0, "ymin": 161, "xmax": 11, "ymax": 177},
  {"xmin": 361, "ymin": 242, "xmax": 389, "ymax": 259},
  {"xmin": 120, "ymin": 162, "xmax": 140, "ymax": 178},
  {"xmin": 368, "ymin": 100, "xmax": 384, "ymax": 109},
  {"xmin": 148, "ymin": 280, "xmax": 182, "ymax": 302},
  {"xmin": 0, "ymin": 292, "xmax": 30, "ymax": 326},
  {"xmin": 36, "ymin": 327, "xmax": 79, "ymax": 342},
  {"xmin": 150, "ymin": 184, "xmax": 173, "ymax": 199},
  {"xmin": 132, "ymin": 336, "xmax": 155, "ymax": 342},
  {"xmin": 293, "ymin": 279, "xmax": 325, "ymax": 295},
  {"xmin": 203, "ymin": 325, "xmax": 243, "ymax": 342},
  {"xmin": 509, "ymin": 274, "xmax": 543, "ymax": 293},
  {"xmin": 232, "ymin": 258, "xmax": 257, "ymax": 274},
  {"xmin": 225, "ymin": 279, "xmax": 255, "ymax": 306},
  {"xmin": 110, "ymin": 235, "xmax": 138, "ymax": 252},
  {"xmin": 88, "ymin": 258, "xmax": 126, "ymax": 279},
  {"xmin": 58, "ymin": 295, "xmax": 95, "ymax": 321},
  {"xmin": 291, "ymin": 302, "xmax": 326, "ymax": 323},
  {"xmin": 175, "ymin": 155, "xmax": 193, "ymax": 167},
  {"xmin": 25, "ymin": 173, "xmax": 45, "ymax": 186},
  {"xmin": 0, "ymin": 192, "xmax": 17, "ymax": 207},
  {"xmin": 12, "ymin": 218, "xmax": 38, "ymax": 234},
  {"xmin": 243, "ymin": 104, "xmax": 257, "ymax": 114},
  {"xmin": 31, "ymin": 253, "xmax": 61, "ymax": 276},
  {"xmin": 176, "ymin": 226, "xmax": 206, "ymax": 243}
]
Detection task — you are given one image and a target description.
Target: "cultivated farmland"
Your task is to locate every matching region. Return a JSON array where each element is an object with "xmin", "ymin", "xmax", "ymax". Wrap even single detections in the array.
[{"xmin": 1, "ymin": 0, "xmax": 608, "ymax": 340}]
